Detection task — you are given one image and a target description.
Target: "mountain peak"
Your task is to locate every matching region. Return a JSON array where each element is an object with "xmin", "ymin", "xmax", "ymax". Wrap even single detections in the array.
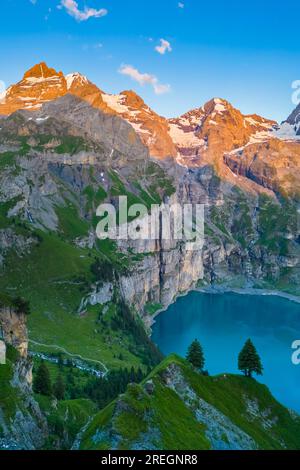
[
  {"xmin": 23, "ymin": 62, "xmax": 63, "ymax": 80},
  {"xmin": 119, "ymin": 90, "xmax": 146, "ymax": 109},
  {"xmin": 286, "ymin": 102, "xmax": 300, "ymax": 127},
  {"xmin": 203, "ymin": 97, "xmax": 231, "ymax": 114},
  {"xmin": 65, "ymin": 72, "xmax": 89, "ymax": 90}
]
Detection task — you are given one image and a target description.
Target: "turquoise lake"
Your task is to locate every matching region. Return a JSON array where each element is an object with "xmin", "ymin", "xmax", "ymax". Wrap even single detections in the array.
[{"xmin": 152, "ymin": 291, "xmax": 300, "ymax": 412}]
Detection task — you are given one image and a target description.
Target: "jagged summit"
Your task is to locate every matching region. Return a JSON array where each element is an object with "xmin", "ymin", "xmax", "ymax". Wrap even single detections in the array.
[
  {"xmin": 286, "ymin": 102, "xmax": 300, "ymax": 127},
  {"xmin": 65, "ymin": 72, "xmax": 89, "ymax": 90},
  {"xmin": 203, "ymin": 97, "xmax": 230, "ymax": 113},
  {"xmin": 23, "ymin": 62, "xmax": 63, "ymax": 80}
]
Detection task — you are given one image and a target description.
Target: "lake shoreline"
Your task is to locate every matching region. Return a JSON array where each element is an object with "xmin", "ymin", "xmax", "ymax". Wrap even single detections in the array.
[
  {"xmin": 196, "ymin": 285, "xmax": 300, "ymax": 304},
  {"xmin": 148, "ymin": 284, "xmax": 300, "ymax": 328}
]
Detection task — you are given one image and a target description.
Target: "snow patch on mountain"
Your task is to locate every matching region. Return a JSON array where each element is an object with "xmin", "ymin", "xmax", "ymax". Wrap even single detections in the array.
[
  {"xmin": 102, "ymin": 93, "xmax": 129, "ymax": 114},
  {"xmin": 24, "ymin": 76, "xmax": 62, "ymax": 85},
  {"xmin": 213, "ymin": 98, "xmax": 227, "ymax": 113},
  {"xmin": 65, "ymin": 73, "xmax": 89, "ymax": 90},
  {"xmin": 271, "ymin": 122, "xmax": 300, "ymax": 141},
  {"xmin": 168, "ymin": 123, "xmax": 206, "ymax": 147}
]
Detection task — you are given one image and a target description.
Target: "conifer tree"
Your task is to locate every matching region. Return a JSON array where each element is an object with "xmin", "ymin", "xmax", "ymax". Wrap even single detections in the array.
[
  {"xmin": 186, "ymin": 339, "xmax": 205, "ymax": 371},
  {"xmin": 238, "ymin": 339, "xmax": 263, "ymax": 378},
  {"xmin": 33, "ymin": 362, "xmax": 52, "ymax": 396}
]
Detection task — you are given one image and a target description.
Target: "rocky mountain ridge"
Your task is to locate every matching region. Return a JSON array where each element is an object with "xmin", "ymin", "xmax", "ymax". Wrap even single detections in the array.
[{"xmin": 2, "ymin": 62, "xmax": 300, "ymax": 198}]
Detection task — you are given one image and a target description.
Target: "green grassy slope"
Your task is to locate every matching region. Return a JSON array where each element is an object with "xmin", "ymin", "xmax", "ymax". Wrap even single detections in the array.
[
  {"xmin": 0, "ymin": 231, "xmax": 137, "ymax": 370},
  {"xmin": 36, "ymin": 394, "xmax": 96, "ymax": 449},
  {"xmin": 80, "ymin": 355, "xmax": 300, "ymax": 451}
]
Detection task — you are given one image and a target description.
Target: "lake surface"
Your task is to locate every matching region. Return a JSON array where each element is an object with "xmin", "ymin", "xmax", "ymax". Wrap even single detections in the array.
[{"xmin": 152, "ymin": 291, "xmax": 300, "ymax": 412}]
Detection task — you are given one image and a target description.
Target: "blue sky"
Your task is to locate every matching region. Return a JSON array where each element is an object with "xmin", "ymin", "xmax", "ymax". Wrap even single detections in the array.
[{"xmin": 0, "ymin": 0, "xmax": 299, "ymax": 121}]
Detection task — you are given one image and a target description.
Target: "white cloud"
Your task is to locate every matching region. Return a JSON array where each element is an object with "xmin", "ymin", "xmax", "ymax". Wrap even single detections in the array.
[
  {"xmin": 119, "ymin": 65, "xmax": 170, "ymax": 95},
  {"xmin": 178, "ymin": 2, "xmax": 185, "ymax": 8},
  {"xmin": 58, "ymin": 0, "xmax": 108, "ymax": 22},
  {"xmin": 155, "ymin": 39, "xmax": 172, "ymax": 55}
]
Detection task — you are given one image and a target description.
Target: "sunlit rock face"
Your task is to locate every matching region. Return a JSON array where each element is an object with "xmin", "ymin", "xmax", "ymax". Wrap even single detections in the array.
[
  {"xmin": 0, "ymin": 307, "xmax": 28, "ymax": 358},
  {"xmin": 224, "ymin": 138, "xmax": 300, "ymax": 198}
]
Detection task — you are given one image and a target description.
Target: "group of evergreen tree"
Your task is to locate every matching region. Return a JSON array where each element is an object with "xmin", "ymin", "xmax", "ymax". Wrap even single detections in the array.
[
  {"xmin": 84, "ymin": 366, "xmax": 146, "ymax": 409},
  {"xmin": 33, "ymin": 362, "xmax": 66, "ymax": 400},
  {"xmin": 33, "ymin": 360, "xmax": 147, "ymax": 409},
  {"xmin": 90, "ymin": 259, "xmax": 114, "ymax": 282},
  {"xmin": 186, "ymin": 338, "xmax": 263, "ymax": 378}
]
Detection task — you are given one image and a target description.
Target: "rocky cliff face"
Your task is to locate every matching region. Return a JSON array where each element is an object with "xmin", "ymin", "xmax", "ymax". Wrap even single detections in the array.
[
  {"xmin": 117, "ymin": 190, "xmax": 205, "ymax": 322},
  {"xmin": 0, "ymin": 307, "xmax": 28, "ymax": 359},
  {"xmin": 224, "ymin": 138, "xmax": 300, "ymax": 198},
  {"xmin": 2, "ymin": 60, "xmax": 300, "ymax": 450},
  {"xmin": 0, "ymin": 302, "xmax": 48, "ymax": 449}
]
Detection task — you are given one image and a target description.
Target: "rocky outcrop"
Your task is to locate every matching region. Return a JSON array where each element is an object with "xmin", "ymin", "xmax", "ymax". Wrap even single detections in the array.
[
  {"xmin": 224, "ymin": 138, "xmax": 300, "ymax": 198},
  {"xmin": 0, "ymin": 229, "xmax": 37, "ymax": 267},
  {"xmin": 119, "ymin": 242, "xmax": 204, "ymax": 323},
  {"xmin": 0, "ymin": 307, "xmax": 28, "ymax": 358},
  {"xmin": 0, "ymin": 302, "xmax": 48, "ymax": 449},
  {"xmin": 162, "ymin": 363, "xmax": 257, "ymax": 450},
  {"xmin": 79, "ymin": 282, "xmax": 114, "ymax": 313}
]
